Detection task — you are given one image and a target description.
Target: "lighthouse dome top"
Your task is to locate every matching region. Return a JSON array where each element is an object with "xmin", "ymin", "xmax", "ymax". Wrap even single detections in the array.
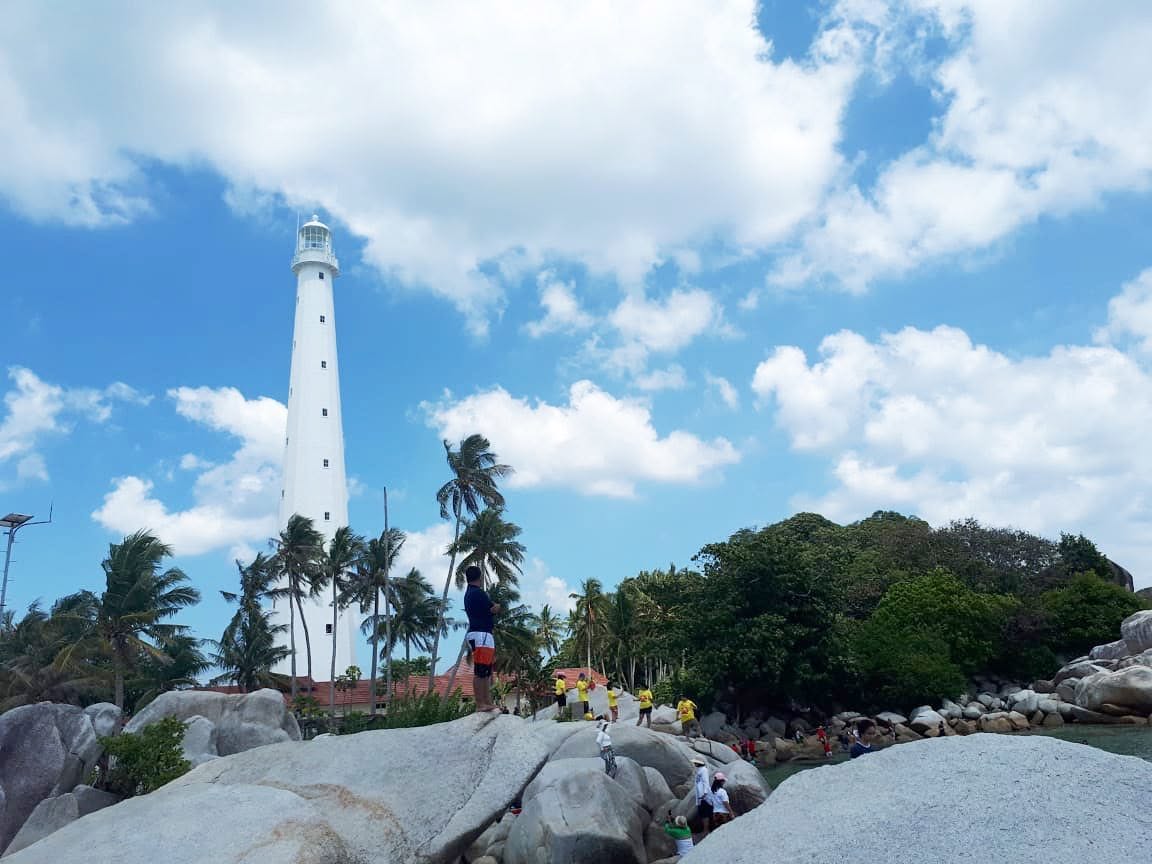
[{"xmin": 292, "ymin": 213, "xmax": 340, "ymax": 274}]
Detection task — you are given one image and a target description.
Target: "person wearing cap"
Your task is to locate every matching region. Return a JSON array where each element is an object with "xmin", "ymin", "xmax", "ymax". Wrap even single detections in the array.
[
  {"xmin": 691, "ymin": 756, "xmax": 714, "ymax": 825},
  {"xmin": 663, "ymin": 814, "xmax": 694, "ymax": 857},
  {"xmin": 553, "ymin": 672, "xmax": 568, "ymax": 719},
  {"xmin": 595, "ymin": 716, "xmax": 618, "ymax": 778},
  {"xmin": 709, "ymin": 772, "xmax": 732, "ymax": 831}
]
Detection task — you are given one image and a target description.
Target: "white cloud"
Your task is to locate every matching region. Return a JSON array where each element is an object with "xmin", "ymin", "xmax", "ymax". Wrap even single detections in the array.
[
  {"xmin": 705, "ymin": 374, "xmax": 740, "ymax": 410},
  {"xmin": 0, "ymin": 2, "xmax": 863, "ymax": 322},
  {"xmin": 520, "ymin": 559, "xmax": 576, "ymax": 615},
  {"xmin": 424, "ymin": 380, "xmax": 740, "ymax": 497},
  {"xmin": 392, "ymin": 522, "xmax": 454, "ymax": 593},
  {"xmin": 633, "ymin": 366, "xmax": 688, "ymax": 392},
  {"xmin": 776, "ymin": 1, "xmax": 1152, "ymax": 290},
  {"xmin": 92, "ymin": 386, "xmax": 286, "ymax": 556},
  {"xmin": 0, "ymin": 367, "xmax": 146, "ymax": 487},
  {"xmin": 752, "ymin": 275, "xmax": 1152, "ymax": 585},
  {"xmin": 1097, "ymin": 268, "xmax": 1152, "ymax": 354},
  {"xmin": 525, "ymin": 274, "xmax": 594, "ymax": 338}
]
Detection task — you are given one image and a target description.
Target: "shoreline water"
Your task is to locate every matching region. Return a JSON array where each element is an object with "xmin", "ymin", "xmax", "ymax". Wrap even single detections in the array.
[{"xmin": 759, "ymin": 724, "xmax": 1152, "ymax": 786}]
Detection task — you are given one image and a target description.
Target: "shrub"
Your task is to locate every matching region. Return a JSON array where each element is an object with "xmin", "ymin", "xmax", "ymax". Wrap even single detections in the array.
[
  {"xmin": 101, "ymin": 716, "xmax": 191, "ymax": 796},
  {"xmin": 357, "ymin": 692, "xmax": 474, "ymax": 731}
]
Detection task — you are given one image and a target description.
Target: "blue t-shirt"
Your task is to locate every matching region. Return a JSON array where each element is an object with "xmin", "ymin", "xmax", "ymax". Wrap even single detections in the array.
[
  {"xmin": 464, "ymin": 584, "xmax": 494, "ymax": 633},
  {"xmin": 849, "ymin": 741, "xmax": 874, "ymax": 759}
]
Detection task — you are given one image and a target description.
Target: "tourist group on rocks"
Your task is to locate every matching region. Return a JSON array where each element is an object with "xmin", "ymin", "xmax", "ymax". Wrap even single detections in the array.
[{"xmin": 1, "ymin": 608, "xmax": 1151, "ymax": 862}]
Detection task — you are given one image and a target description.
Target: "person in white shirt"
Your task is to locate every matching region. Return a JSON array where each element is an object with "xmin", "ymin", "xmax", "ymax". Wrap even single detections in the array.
[
  {"xmin": 596, "ymin": 717, "xmax": 618, "ymax": 778},
  {"xmin": 709, "ymin": 772, "xmax": 733, "ymax": 832},
  {"xmin": 691, "ymin": 757, "xmax": 714, "ymax": 827}
]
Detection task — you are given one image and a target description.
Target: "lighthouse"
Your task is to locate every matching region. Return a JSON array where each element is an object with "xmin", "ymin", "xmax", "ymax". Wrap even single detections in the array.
[{"xmin": 275, "ymin": 215, "xmax": 357, "ymax": 679}]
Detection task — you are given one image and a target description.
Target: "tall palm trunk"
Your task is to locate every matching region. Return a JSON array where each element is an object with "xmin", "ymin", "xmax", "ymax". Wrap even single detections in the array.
[
  {"xmin": 329, "ymin": 576, "xmax": 339, "ymax": 718},
  {"xmin": 294, "ymin": 591, "xmax": 314, "ymax": 692},
  {"xmin": 114, "ymin": 668, "xmax": 125, "ymax": 710},
  {"xmin": 428, "ymin": 500, "xmax": 463, "ymax": 691},
  {"xmin": 369, "ymin": 589, "xmax": 381, "ymax": 716},
  {"xmin": 383, "ymin": 488, "xmax": 393, "ymax": 710},
  {"xmin": 289, "ymin": 593, "xmax": 298, "ymax": 700}
]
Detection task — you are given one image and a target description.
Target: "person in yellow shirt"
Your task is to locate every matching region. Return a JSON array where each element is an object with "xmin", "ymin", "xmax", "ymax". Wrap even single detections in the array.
[
  {"xmin": 553, "ymin": 672, "xmax": 568, "ymax": 719},
  {"xmin": 677, "ymin": 696, "xmax": 701, "ymax": 738},
  {"xmin": 576, "ymin": 672, "xmax": 591, "ymax": 718},
  {"xmin": 636, "ymin": 684, "xmax": 654, "ymax": 728},
  {"xmin": 606, "ymin": 680, "xmax": 619, "ymax": 722}
]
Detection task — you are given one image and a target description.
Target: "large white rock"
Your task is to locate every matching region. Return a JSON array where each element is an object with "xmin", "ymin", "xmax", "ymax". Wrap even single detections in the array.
[
  {"xmin": 875, "ymin": 712, "xmax": 908, "ymax": 726},
  {"xmin": 504, "ymin": 763, "xmax": 648, "ymax": 864},
  {"xmin": 4, "ymin": 714, "xmax": 549, "ymax": 864},
  {"xmin": 1053, "ymin": 660, "xmax": 1110, "ymax": 685},
  {"xmin": 523, "ymin": 756, "xmax": 650, "ymax": 812},
  {"xmin": 684, "ymin": 736, "xmax": 1152, "ymax": 863},
  {"xmin": 699, "ymin": 711, "xmax": 728, "ymax": 738},
  {"xmin": 124, "ymin": 689, "xmax": 299, "ymax": 757},
  {"xmin": 550, "ymin": 725, "xmax": 696, "ymax": 793},
  {"xmin": 1121, "ymin": 610, "xmax": 1152, "ymax": 656},
  {"xmin": 643, "ymin": 767, "xmax": 675, "ymax": 813},
  {"xmin": 939, "ymin": 700, "xmax": 963, "ymax": 721},
  {"xmin": 179, "ymin": 716, "xmax": 219, "ymax": 767},
  {"xmin": 0, "ymin": 704, "xmax": 103, "ymax": 854},
  {"xmin": 2, "ymin": 786, "xmax": 119, "ymax": 857},
  {"xmin": 81, "ymin": 704, "xmax": 121, "ymax": 740},
  {"xmin": 1074, "ymin": 666, "xmax": 1152, "ymax": 714},
  {"xmin": 1008, "ymin": 689, "xmax": 1038, "ymax": 715},
  {"xmin": 1090, "ymin": 639, "xmax": 1132, "ymax": 662},
  {"xmin": 908, "ymin": 709, "xmax": 946, "ymax": 733}
]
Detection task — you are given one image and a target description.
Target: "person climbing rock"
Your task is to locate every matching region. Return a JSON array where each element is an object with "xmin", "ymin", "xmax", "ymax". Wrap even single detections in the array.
[
  {"xmin": 596, "ymin": 716, "xmax": 618, "ymax": 778},
  {"xmin": 663, "ymin": 814, "xmax": 694, "ymax": 858},
  {"xmin": 606, "ymin": 680, "xmax": 619, "ymax": 722},
  {"xmin": 709, "ymin": 772, "xmax": 733, "ymax": 831}
]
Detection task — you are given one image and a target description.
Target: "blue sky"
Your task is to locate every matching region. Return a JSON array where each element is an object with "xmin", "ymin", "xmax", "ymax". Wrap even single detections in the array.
[{"xmin": 4, "ymin": 1, "xmax": 1152, "ymax": 656}]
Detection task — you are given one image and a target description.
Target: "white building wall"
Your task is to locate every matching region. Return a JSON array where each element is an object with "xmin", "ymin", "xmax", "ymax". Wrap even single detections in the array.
[{"xmin": 272, "ymin": 225, "xmax": 358, "ymax": 682}]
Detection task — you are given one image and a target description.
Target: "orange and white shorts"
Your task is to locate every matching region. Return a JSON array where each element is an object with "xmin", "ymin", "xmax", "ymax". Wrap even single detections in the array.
[{"xmin": 467, "ymin": 631, "xmax": 496, "ymax": 677}]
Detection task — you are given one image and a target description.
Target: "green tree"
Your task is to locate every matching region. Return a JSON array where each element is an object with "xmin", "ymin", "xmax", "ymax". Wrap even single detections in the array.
[
  {"xmin": 321, "ymin": 526, "xmax": 365, "ymax": 716},
  {"xmin": 1041, "ymin": 572, "xmax": 1145, "ymax": 657},
  {"xmin": 1, "ymin": 600, "xmax": 108, "ymax": 710},
  {"xmin": 343, "ymin": 528, "xmax": 404, "ymax": 713},
  {"xmin": 101, "ymin": 716, "xmax": 191, "ymax": 796},
  {"xmin": 569, "ymin": 578, "xmax": 609, "ymax": 674},
  {"xmin": 127, "ymin": 633, "xmax": 209, "ymax": 712},
  {"xmin": 535, "ymin": 604, "xmax": 565, "ymax": 657},
  {"xmin": 450, "ymin": 509, "xmax": 526, "ymax": 588},
  {"xmin": 213, "ymin": 554, "xmax": 290, "ymax": 693},
  {"xmin": 61, "ymin": 531, "xmax": 200, "ymax": 709},
  {"xmin": 271, "ymin": 515, "xmax": 324, "ymax": 700},
  {"xmin": 855, "ymin": 570, "xmax": 1016, "ymax": 708},
  {"xmin": 430, "ymin": 434, "xmax": 511, "ymax": 689}
]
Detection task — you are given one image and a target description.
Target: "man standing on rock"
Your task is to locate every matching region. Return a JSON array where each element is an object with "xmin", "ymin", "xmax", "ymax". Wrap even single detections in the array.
[
  {"xmin": 678, "ymin": 696, "xmax": 701, "ymax": 739},
  {"xmin": 637, "ymin": 684, "xmax": 654, "ymax": 727},
  {"xmin": 464, "ymin": 565, "xmax": 501, "ymax": 713},
  {"xmin": 553, "ymin": 672, "xmax": 568, "ymax": 719}
]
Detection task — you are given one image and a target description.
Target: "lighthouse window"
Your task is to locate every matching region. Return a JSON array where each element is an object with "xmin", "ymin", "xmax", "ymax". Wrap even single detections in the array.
[
  {"xmin": 321, "ymin": 361, "xmax": 327, "ymax": 369},
  {"xmin": 322, "ymin": 408, "xmax": 328, "ymax": 417},
  {"xmin": 319, "ymin": 272, "xmax": 325, "ymax": 280},
  {"xmin": 324, "ymin": 511, "xmax": 331, "ymax": 521},
  {"xmin": 325, "ymin": 624, "xmax": 333, "ymax": 634},
  {"xmin": 323, "ymin": 459, "xmax": 329, "ymax": 468},
  {"xmin": 319, "ymin": 315, "xmax": 326, "ymax": 323}
]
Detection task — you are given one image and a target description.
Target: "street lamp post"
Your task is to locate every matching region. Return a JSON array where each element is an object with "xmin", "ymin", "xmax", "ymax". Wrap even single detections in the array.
[{"xmin": 1, "ymin": 509, "xmax": 53, "ymax": 619}]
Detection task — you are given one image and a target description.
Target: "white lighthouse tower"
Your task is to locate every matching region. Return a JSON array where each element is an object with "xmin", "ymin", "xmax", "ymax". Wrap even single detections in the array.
[{"xmin": 274, "ymin": 215, "xmax": 357, "ymax": 679}]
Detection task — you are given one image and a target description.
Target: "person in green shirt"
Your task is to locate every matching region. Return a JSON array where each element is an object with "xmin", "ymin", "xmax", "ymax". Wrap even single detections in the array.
[{"xmin": 663, "ymin": 813, "xmax": 694, "ymax": 857}]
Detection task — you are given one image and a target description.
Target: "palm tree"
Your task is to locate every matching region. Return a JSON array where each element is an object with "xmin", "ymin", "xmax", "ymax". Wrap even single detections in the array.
[
  {"xmin": 128, "ymin": 633, "xmax": 210, "ymax": 711},
  {"xmin": 450, "ymin": 509, "xmax": 526, "ymax": 588},
  {"xmin": 344, "ymin": 527, "xmax": 405, "ymax": 714},
  {"xmin": 212, "ymin": 604, "xmax": 290, "ymax": 693},
  {"xmin": 535, "ymin": 604, "xmax": 565, "ymax": 658},
  {"xmin": 321, "ymin": 527, "xmax": 365, "ymax": 716},
  {"xmin": 271, "ymin": 515, "xmax": 324, "ymax": 700},
  {"xmin": 375, "ymin": 568, "xmax": 440, "ymax": 664},
  {"xmin": 486, "ymin": 583, "xmax": 539, "ymax": 711},
  {"xmin": 60, "ymin": 531, "xmax": 200, "ymax": 709},
  {"xmin": 569, "ymin": 578, "xmax": 608, "ymax": 677},
  {"xmin": 429, "ymin": 434, "xmax": 511, "ymax": 689},
  {"xmin": 0, "ymin": 601, "xmax": 108, "ymax": 710}
]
